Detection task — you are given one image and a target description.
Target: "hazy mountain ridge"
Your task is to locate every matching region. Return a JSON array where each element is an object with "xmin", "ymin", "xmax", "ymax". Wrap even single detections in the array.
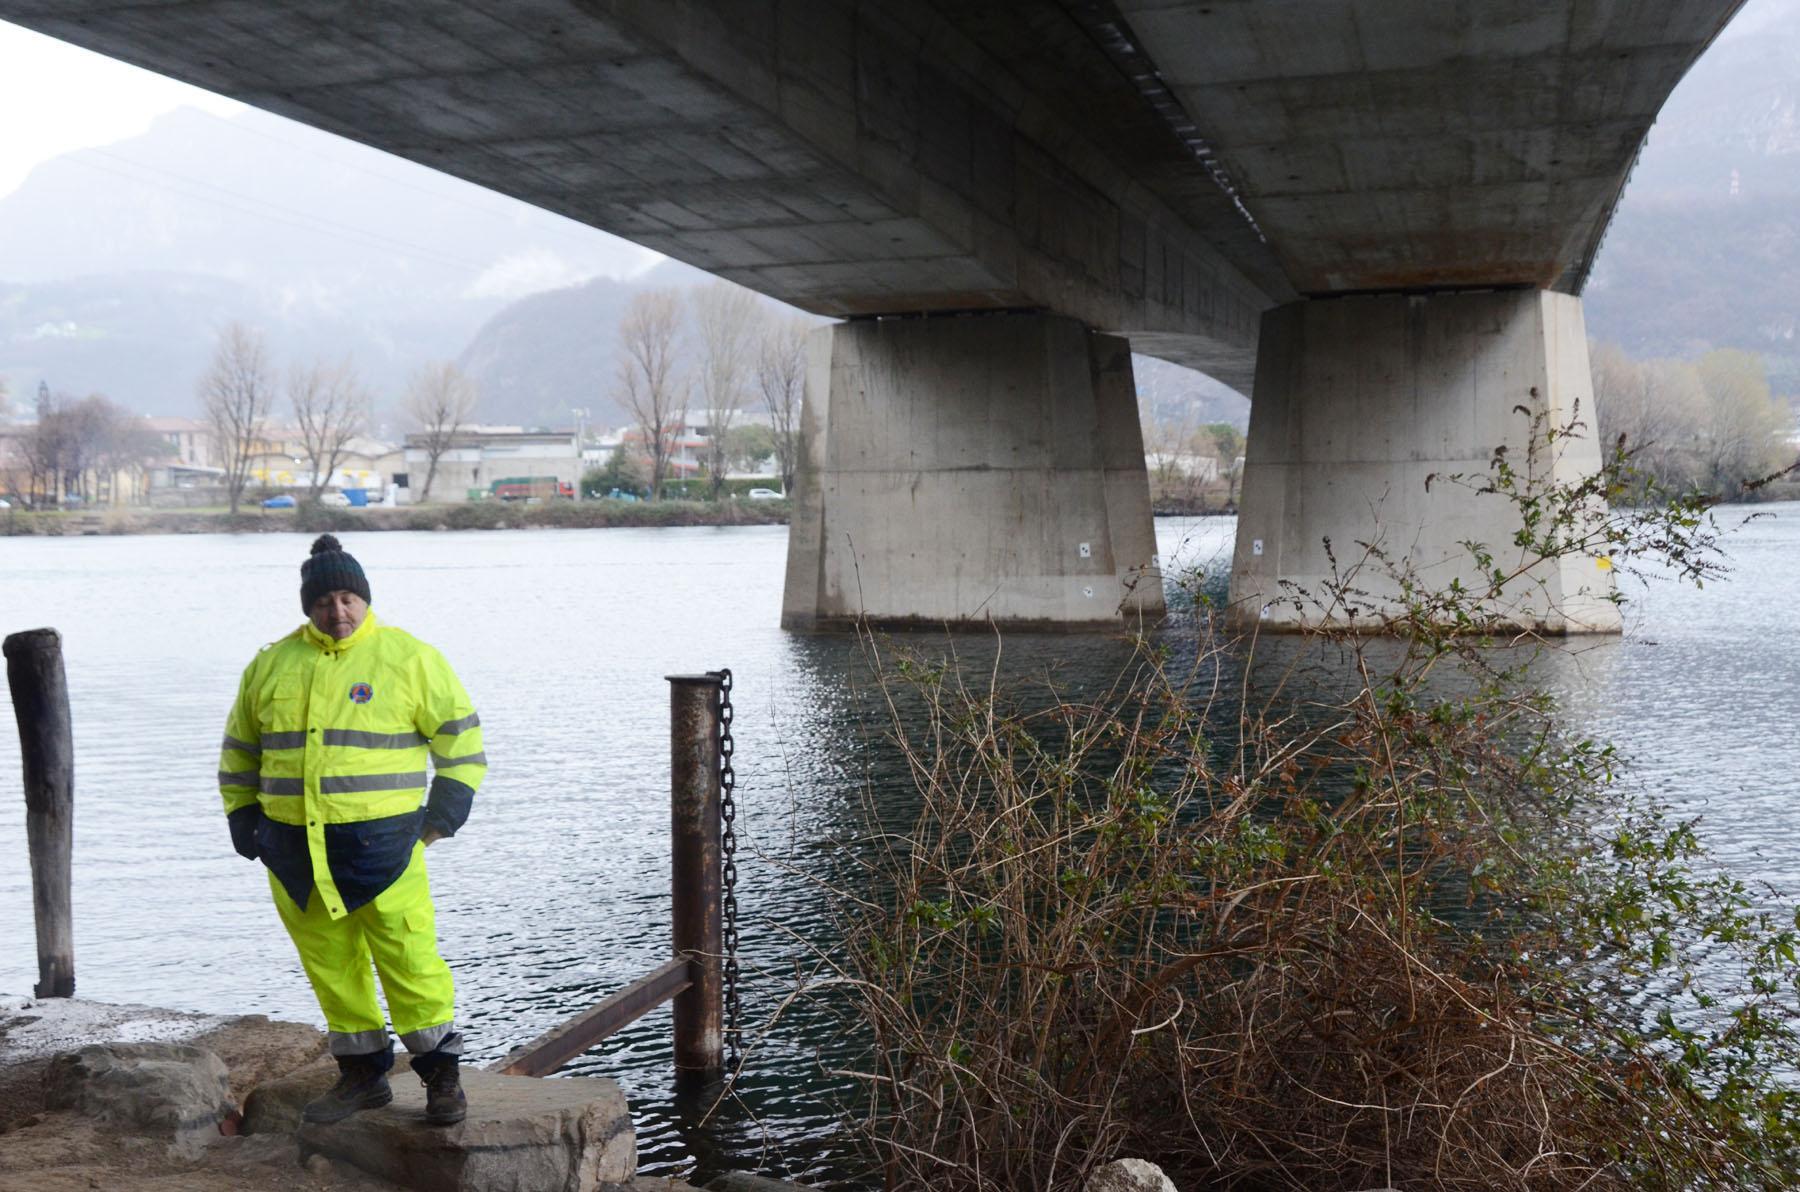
[
  {"xmin": 454, "ymin": 258, "xmax": 721, "ymax": 429},
  {"xmin": 0, "ymin": 270, "xmax": 263, "ymax": 412},
  {"xmin": 0, "ymin": 106, "xmax": 649, "ymax": 413},
  {"xmin": 1584, "ymin": 0, "xmax": 1800, "ymax": 390}
]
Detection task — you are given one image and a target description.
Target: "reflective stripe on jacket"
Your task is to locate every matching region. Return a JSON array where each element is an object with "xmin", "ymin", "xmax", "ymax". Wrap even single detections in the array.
[{"xmin": 219, "ymin": 611, "xmax": 485, "ymax": 918}]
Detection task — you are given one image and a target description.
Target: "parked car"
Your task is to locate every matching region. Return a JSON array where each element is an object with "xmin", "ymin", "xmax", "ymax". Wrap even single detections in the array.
[
  {"xmin": 746, "ymin": 487, "xmax": 784, "ymax": 501},
  {"xmin": 318, "ymin": 492, "xmax": 351, "ymax": 507},
  {"xmin": 262, "ymin": 495, "xmax": 297, "ymax": 509},
  {"xmin": 603, "ymin": 488, "xmax": 641, "ymax": 503},
  {"xmin": 0, "ymin": 498, "xmax": 10, "ymax": 509}
]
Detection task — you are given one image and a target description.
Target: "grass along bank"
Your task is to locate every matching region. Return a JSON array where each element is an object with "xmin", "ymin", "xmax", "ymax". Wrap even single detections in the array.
[{"xmin": 0, "ymin": 498, "xmax": 790, "ymax": 536}]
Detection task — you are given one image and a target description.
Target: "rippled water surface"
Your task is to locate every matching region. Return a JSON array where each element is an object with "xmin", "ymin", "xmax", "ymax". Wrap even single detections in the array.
[{"xmin": 1, "ymin": 511, "xmax": 1796, "ymax": 1184}]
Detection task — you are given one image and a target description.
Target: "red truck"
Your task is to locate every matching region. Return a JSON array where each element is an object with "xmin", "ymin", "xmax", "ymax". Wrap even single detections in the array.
[{"xmin": 489, "ymin": 477, "xmax": 574, "ymax": 501}]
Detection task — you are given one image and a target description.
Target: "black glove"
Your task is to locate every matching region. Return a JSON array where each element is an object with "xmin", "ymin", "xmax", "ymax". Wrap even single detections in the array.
[{"xmin": 227, "ymin": 805, "xmax": 263, "ymax": 861}]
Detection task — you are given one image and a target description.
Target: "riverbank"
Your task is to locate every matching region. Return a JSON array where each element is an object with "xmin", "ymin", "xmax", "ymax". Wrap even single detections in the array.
[
  {"xmin": 0, "ymin": 996, "xmax": 385, "ymax": 1191},
  {"xmin": 0, "ymin": 499, "xmax": 790, "ymax": 537},
  {"xmin": 0, "ymin": 996, "xmax": 801, "ymax": 1192}
]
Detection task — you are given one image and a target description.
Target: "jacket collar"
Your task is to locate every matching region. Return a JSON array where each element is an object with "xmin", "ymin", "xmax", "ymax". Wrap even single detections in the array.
[{"xmin": 302, "ymin": 610, "xmax": 380, "ymax": 654}]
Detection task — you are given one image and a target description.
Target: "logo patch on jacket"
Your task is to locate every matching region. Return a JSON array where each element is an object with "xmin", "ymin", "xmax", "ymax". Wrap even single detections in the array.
[{"xmin": 348, "ymin": 682, "xmax": 374, "ymax": 704}]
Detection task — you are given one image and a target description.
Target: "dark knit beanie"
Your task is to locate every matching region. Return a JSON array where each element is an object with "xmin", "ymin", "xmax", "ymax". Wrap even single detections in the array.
[{"xmin": 300, "ymin": 534, "xmax": 372, "ymax": 611}]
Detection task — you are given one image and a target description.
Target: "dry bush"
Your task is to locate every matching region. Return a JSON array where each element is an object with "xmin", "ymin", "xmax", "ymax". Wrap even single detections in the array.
[
  {"xmin": 788, "ymin": 418, "xmax": 1800, "ymax": 1190},
  {"xmin": 812, "ymin": 629, "xmax": 1799, "ymax": 1191}
]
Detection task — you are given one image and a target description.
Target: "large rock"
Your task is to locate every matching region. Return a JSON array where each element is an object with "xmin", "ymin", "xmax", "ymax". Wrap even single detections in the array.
[
  {"xmin": 189, "ymin": 1014, "xmax": 327, "ymax": 1106},
  {"xmin": 41, "ymin": 1042, "xmax": 233, "ymax": 1143},
  {"xmin": 241, "ymin": 1053, "xmax": 337, "ymax": 1135},
  {"xmin": 294, "ymin": 1067, "xmax": 635, "ymax": 1192},
  {"xmin": 705, "ymin": 1175, "xmax": 820, "ymax": 1191},
  {"xmin": 1085, "ymin": 1158, "xmax": 1178, "ymax": 1192}
]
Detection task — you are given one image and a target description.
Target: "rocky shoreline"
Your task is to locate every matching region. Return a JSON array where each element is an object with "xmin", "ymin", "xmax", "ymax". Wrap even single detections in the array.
[
  {"xmin": 0, "ymin": 996, "xmax": 810, "ymax": 1192},
  {"xmin": 0, "ymin": 997, "xmax": 1199, "ymax": 1192}
]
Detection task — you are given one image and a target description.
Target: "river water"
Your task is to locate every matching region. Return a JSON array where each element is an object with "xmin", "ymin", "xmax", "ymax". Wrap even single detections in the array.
[{"xmin": 1, "ymin": 511, "xmax": 1796, "ymax": 1184}]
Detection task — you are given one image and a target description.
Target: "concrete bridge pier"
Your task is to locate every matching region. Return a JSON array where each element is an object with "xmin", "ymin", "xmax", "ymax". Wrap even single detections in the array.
[
  {"xmin": 1229, "ymin": 289, "xmax": 1622, "ymax": 634},
  {"xmin": 781, "ymin": 312, "xmax": 1165, "ymax": 631}
]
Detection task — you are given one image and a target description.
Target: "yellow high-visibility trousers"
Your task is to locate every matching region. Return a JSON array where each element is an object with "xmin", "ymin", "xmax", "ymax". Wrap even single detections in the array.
[{"xmin": 271, "ymin": 843, "xmax": 459, "ymax": 1057}]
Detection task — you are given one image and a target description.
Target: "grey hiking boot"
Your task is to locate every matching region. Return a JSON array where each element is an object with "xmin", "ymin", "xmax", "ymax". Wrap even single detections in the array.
[
  {"xmin": 303, "ymin": 1052, "xmax": 394, "ymax": 1124},
  {"xmin": 412, "ymin": 1052, "xmax": 466, "ymax": 1127}
]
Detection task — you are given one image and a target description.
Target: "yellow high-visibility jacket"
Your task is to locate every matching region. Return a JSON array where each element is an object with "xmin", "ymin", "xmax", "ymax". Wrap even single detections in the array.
[{"xmin": 219, "ymin": 612, "xmax": 485, "ymax": 919}]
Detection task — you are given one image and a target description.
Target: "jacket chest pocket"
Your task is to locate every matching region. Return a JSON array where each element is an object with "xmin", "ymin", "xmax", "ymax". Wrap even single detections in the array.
[{"xmin": 259, "ymin": 677, "xmax": 306, "ymax": 733}]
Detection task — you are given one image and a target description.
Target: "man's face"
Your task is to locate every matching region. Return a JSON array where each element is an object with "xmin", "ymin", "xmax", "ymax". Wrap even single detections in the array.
[{"xmin": 309, "ymin": 590, "xmax": 369, "ymax": 640}]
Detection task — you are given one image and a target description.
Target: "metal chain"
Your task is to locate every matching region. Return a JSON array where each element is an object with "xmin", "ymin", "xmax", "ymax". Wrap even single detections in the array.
[{"xmin": 714, "ymin": 668, "xmax": 740, "ymax": 1067}]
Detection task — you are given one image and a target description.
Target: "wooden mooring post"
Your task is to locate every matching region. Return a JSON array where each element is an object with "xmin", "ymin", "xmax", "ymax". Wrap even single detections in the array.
[
  {"xmin": 491, "ymin": 670, "xmax": 728, "ymax": 1080},
  {"xmin": 4, "ymin": 628, "xmax": 75, "ymax": 998}
]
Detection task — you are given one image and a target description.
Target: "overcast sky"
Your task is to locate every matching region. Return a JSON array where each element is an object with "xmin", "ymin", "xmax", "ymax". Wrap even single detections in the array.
[{"xmin": 0, "ymin": 20, "xmax": 246, "ymax": 198}]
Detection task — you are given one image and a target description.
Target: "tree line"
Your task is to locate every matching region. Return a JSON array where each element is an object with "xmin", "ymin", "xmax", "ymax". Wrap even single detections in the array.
[
  {"xmin": 3, "ymin": 384, "xmax": 169, "ymax": 507},
  {"xmin": 199, "ymin": 322, "xmax": 378, "ymax": 513},
  {"xmin": 614, "ymin": 282, "xmax": 809, "ymax": 499},
  {"xmin": 204, "ymin": 281, "xmax": 809, "ymax": 511},
  {"xmin": 1591, "ymin": 343, "xmax": 1795, "ymax": 501},
  {"xmin": 199, "ymin": 322, "xmax": 481, "ymax": 511}
]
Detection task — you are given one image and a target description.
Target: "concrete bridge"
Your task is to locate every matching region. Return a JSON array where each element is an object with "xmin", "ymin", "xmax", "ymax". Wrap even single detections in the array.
[{"xmin": 1, "ymin": 0, "xmax": 1743, "ymax": 630}]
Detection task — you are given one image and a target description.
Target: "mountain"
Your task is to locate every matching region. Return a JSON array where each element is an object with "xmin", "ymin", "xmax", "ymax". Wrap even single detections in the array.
[
  {"xmin": 1584, "ymin": 0, "xmax": 1800, "ymax": 391},
  {"xmin": 454, "ymin": 269, "xmax": 1249, "ymax": 433},
  {"xmin": 0, "ymin": 105, "xmax": 652, "ymax": 414},
  {"xmin": 454, "ymin": 259, "xmax": 716, "ymax": 429},
  {"xmin": 1134, "ymin": 355, "xmax": 1249, "ymax": 431}
]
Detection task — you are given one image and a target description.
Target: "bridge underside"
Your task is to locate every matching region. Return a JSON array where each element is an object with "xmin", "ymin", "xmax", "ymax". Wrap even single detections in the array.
[
  {"xmin": 1, "ymin": 0, "xmax": 1287, "ymax": 385},
  {"xmin": 0, "ymin": 0, "xmax": 1741, "ymax": 630}
]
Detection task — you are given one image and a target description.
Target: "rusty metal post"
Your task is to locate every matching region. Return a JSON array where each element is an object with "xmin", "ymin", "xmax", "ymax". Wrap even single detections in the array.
[
  {"xmin": 4, "ymin": 628, "xmax": 75, "ymax": 998},
  {"xmin": 667, "ymin": 673, "xmax": 723, "ymax": 1080}
]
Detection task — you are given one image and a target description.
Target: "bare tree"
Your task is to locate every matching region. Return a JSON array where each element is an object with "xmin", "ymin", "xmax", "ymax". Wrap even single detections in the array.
[
  {"xmin": 87, "ymin": 398, "xmax": 168, "ymax": 505},
  {"xmin": 1593, "ymin": 342, "xmax": 1703, "ymax": 490},
  {"xmin": 291, "ymin": 358, "xmax": 371, "ymax": 500},
  {"xmin": 199, "ymin": 323, "xmax": 276, "ymax": 514},
  {"xmin": 22, "ymin": 391, "xmax": 168, "ymax": 507},
  {"xmin": 692, "ymin": 282, "xmax": 761, "ymax": 500},
  {"xmin": 1696, "ymin": 348, "xmax": 1790, "ymax": 498},
  {"xmin": 1591, "ymin": 341, "xmax": 1796, "ymax": 499},
  {"xmin": 617, "ymin": 289, "xmax": 687, "ymax": 499},
  {"xmin": 20, "ymin": 390, "xmax": 68, "ymax": 506},
  {"xmin": 756, "ymin": 314, "xmax": 809, "ymax": 496},
  {"xmin": 404, "ymin": 361, "xmax": 478, "ymax": 504}
]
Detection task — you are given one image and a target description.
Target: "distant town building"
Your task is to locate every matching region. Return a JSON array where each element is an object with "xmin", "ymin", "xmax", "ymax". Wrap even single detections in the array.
[
  {"xmin": 1146, "ymin": 449, "xmax": 1222, "ymax": 483},
  {"xmin": 399, "ymin": 426, "xmax": 582, "ymax": 503}
]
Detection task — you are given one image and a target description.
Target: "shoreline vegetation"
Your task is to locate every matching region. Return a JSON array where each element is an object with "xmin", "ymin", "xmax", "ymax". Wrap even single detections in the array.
[
  {"xmin": 0, "ymin": 500, "xmax": 1247, "ymax": 538},
  {"xmin": 0, "ymin": 498, "xmax": 793, "ymax": 536},
  {"xmin": 785, "ymin": 430, "xmax": 1800, "ymax": 1189}
]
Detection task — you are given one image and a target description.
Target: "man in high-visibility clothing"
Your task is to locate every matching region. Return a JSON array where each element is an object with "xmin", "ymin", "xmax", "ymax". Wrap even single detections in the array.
[{"xmin": 219, "ymin": 534, "xmax": 485, "ymax": 1126}]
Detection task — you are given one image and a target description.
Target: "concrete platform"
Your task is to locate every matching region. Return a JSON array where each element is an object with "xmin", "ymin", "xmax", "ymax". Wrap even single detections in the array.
[{"xmin": 252, "ymin": 1062, "xmax": 635, "ymax": 1192}]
